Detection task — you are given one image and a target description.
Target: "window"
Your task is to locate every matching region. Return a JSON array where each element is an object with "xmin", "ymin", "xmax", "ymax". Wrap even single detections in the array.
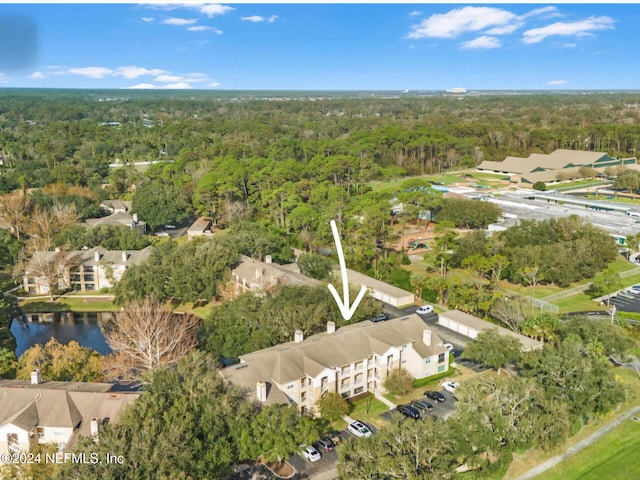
[
  {"xmin": 438, "ymin": 365, "xmax": 446, "ymax": 373},
  {"xmin": 300, "ymin": 377, "xmax": 306, "ymax": 388},
  {"xmin": 401, "ymin": 359, "xmax": 407, "ymax": 364},
  {"xmin": 425, "ymin": 357, "xmax": 431, "ymax": 364},
  {"xmin": 354, "ymin": 386, "xmax": 363, "ymax": 395},
  {"xmin": 321, "ymin": 376, "xmax": 328, "ymax": 394},
  {"xmin": 438, "ymin": 353, "xmax": 445, "ymax": 363},
  {"xmin": 7, "ymin": 433, "xmax": 19, "ymax": 454},
  {"xmin": 85, "ymin": 284, "xmax": 95, "ymax": 291},
  {"xmin": 301, "ymin": 392, "xmax": 306, "ymax": 402},
  {"xmin": 287, "ymin": 383, "xmax": 294, "ymax": 390},
  {"xmin": 54, "ymin": 429, "xmax": 64, "ymax": 437},
  {"xmin": 401, "ymin": 344, "xmax": 407, "ymax": 351},
  {"xmin": 36, "ymin": 427, "xmax": 45, "ymax": 439}
]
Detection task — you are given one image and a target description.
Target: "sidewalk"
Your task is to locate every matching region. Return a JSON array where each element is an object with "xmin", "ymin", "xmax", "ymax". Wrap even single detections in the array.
[
  {"xmin": 515, "ymin": 405, "xmax": 640, "ymax": 480},
  {"xmin": 374, "ymin": 392, "xmax": 396, "ymax": 409}
]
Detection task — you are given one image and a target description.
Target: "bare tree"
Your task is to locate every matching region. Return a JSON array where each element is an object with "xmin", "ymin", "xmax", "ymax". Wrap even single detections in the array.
[
  {"xmin": 15, "ymin": 237, "xmax": 81, "ymax": 301},
  {"xmin": 0, "ymin": 189, "xmax": 31, "ymax": 240},
  {"xmin": 25, "ymin": 201, "xmax": 79, "ymax": 241},
  {"xmin": 103, "ymin": 298, "xmax": 199, "ymax": 382}
]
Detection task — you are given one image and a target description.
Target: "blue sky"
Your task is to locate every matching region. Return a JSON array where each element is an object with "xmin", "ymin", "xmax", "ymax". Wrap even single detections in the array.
[{"xmin": 0, "ymin": 3, "xmax": 638, "ymax": 90}]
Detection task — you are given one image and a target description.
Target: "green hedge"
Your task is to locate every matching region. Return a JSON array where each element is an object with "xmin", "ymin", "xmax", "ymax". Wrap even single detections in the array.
[{"xmin": 412, "ymin": 366, "xmax": 456, "ymax": 388}]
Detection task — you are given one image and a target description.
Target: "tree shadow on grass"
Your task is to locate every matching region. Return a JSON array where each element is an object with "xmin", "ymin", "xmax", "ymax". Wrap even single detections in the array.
[{"xmin": 19, "ymin": 301, "xmax": 72, "ymax": 314}]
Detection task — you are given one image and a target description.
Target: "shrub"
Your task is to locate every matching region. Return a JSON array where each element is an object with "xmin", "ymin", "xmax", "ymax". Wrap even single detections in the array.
[{"xmin": 384, "ymin": 368, "xmax": 414, "ymax": 396}]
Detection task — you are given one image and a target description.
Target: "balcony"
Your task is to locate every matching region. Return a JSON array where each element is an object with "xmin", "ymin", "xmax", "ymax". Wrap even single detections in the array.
[{"xmin": 340, "ymin": 382, "xmax": 351, "ymax": 391}]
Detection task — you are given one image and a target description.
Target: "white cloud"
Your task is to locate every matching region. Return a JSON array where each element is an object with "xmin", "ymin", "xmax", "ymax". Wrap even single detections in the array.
[
  {"xmin": 408, "ymin": 6, "xmax": 516, "ymax": 39},
  {"xmin": 460, "ymin": 36, "xmax": 501, "ymax": 50},
  {"xmin": 562, "ymin": 43, "xmax": 577, "ymax": 48},
  {"xmin": 409, "ymin": 11, "xmax": 422, "ymax": 17},
  {"xmin": 198, "ymin": 4, "xmax": 235, "ymax": 17},
  {"xmin": 155, "ymin": 74, "xmax": 184, "ymax": 83},
  {"xmin": 163, "ymin": 18, "xmax": 198, "ymax": 26},
  {"xmin": 164, "ymin": 82, "xmax": 192, "ymax": 89},
  {"xmin": 520, "ymin": 6, "xmax": 560, "ymax": 20},
  {"xmin": 547, "ymin": 80, "xmax": 568, "ymax": 85},
  {"xmin": 242, "ymin": 15, "xmax": 266, "ymax": 23},
  {"xmin": 68, "ymin": 67, "xmax": 113, "ymax": 78},
  {"xmin": 126, "ymin": 83, "xmax": 157, "ymax": 89},
  {"xmin": 187, "ymin": 26, "xmax": 211, "ymax": 31},
  {"xmin": 30, "ymin": 71, "xmax": 45, "ymax": 79},
  {"xmin": 268, "ymin": 15, "xmax": 278, "ymax": 23},
  {"xmin": 207, "ymin": 82, "xmax": 222, "ymax": 88},
  {"xmin": 116, "ymin": 66, "xmax": 166, "ymax": 79},
  {"xmin": 212, "ymin": 28, "xmax": 223, "ymax": 35},
  {"xmin": 141, "ymin": 17, "xmax": 154, "ymax": 23},
  {"xmin": 523, "ymin": 16, "xmax": 614, "ymax": 44}
]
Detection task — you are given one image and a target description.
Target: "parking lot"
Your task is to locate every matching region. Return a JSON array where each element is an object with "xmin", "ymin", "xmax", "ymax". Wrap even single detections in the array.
[
  {"xmin": 289, "ymin": 447, "xmax": 338, "ymax": 479},
  {"xmin": 608, "ymin": 289, "xmax": 640, "ymax": 313},
  {"xmin": 380, "ymin": 390, "xmax": 458, "ymax": 422}
]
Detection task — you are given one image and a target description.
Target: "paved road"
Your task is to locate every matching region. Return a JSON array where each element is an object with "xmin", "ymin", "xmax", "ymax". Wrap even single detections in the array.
[{"xmin": 515, "ymin": 405, "xmax": 640, "ymax": 480}]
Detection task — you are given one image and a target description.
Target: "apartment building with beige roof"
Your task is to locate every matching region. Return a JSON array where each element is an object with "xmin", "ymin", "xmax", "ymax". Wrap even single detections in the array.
[{"xmin": 222, "ymin": 314, "xmax": 449, "ymax": 415}]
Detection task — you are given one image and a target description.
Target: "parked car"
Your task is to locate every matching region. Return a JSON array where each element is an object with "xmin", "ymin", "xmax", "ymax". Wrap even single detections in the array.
[
  {"xmin": 424, "ymin": 390, "xmax": 446, "ymax": 402},
  {"xmin": 396, "ymin": 404, "xmax": 421, "ymax": 420},
  {"xmin": 442, "ymin": 381, "xmax": 459, "ymax": 393},
  {"xmin": 411, "ymin": 399, "xmax": 434, "ymax": 413},
  {"xmin": 442, "ymin": 343, "xmax": 454, "ymax": 351},
  {"xmin": 328, "ymin": 431, "xmax": 342, "ymax": 445},
  {"xmin": 302, "ymin": 445, "xmax": 321, "ymax": 462},
  {"xmin": 315, "ymin": 437, "xmax": 335, "ymax": 452},
  {"xmin": 627, "ymin": 285, "xmax": 640, "ymax": 295},
  {"xmin": 450, "ymin": 349, "xmax": 462, "ymax": 358},
  {"xmin": 416, "ymin": 305, "xmax": 434, "ymax": 315},
  {"xmin": 348, "ymin": 420, "xmax": 373, "ymax": 438},
  {"xmin": 371, "ymin": 313, "xmax": 388, "ymax": 323}
]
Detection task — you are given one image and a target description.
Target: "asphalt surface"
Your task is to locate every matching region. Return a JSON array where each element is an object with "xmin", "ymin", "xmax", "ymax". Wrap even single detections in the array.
[
  {"xmin": 381, "ymin": 390, "xmax": 458, "ymax": 422},
  {"xmin": 608, "ymin": 289, "xmax": 640, "ymax": 313}
]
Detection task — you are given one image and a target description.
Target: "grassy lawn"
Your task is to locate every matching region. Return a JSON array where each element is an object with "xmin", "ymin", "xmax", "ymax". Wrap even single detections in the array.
[
  {"xmin": 535, "ymin": 418, "xmax": 640, "ymax": 480},
  {"xmin": 347, "ymin": 394, "xmax": 390, "ymax": 428},
  {"xmin": 586, "ymin": 194, "xmax": 640, "ymax": 205},
  {"xmin": 504, "ymin": 368, "xmax": 640, "ymax": 480},
  {"xmin": 546, "ymin": 179, "xmax": 610, "ymax": 191},
  {"xmin": 20, "ymin": 296, "xmax": 119, "ymax": 313},
  {"xmin": 553, "ymin": 293, "xmax": 605, "ymax": 314}
]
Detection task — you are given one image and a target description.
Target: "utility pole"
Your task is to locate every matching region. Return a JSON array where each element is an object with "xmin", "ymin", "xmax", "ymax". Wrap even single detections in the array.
[{"xmin": 611, "ymin": 304, "xmax": 616, "ymax": 325}]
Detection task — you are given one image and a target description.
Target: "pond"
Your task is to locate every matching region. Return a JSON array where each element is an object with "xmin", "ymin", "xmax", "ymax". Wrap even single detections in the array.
[{"xmin": 10, "ymin": 311, "xmax": 113, "ymax": 356}]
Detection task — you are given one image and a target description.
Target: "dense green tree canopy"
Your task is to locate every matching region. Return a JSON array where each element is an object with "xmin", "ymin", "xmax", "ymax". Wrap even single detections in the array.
[{"xmin": 131, "ymin": 181, "xmax": 188, "ymax": 230}]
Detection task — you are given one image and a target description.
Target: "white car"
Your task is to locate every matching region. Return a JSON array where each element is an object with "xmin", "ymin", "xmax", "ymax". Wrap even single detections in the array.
[
  {"xmin": 348, "ymin": 420, "xmax": 372, "ymax": 438},
  {"xmin": 302, "ymin": 445, "xmax": 321, "ymax": 462},
  {"xmin": 442, "ymin": 343, "xmax": 454, "ymax": 351},
  {"xmin": 627, "ymin": 285, "xmax": 640, "ymax": 295},
  {"xmin": 442, "ymin": 381, "xmax": 459, "ymax": 393},
  {"xmin": 416, "ymin": 305, "xmax": 434, "ymax": 315}
]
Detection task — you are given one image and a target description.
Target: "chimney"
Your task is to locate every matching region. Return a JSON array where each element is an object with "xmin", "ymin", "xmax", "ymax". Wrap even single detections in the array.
[
  {"xmin": 423, "ymin": 329, "xmax": 432, "ymax": 347},
  {"xmin": 132, "ymin": 213, "xmax": 138, "ymax": 223},
  {"xmin": 121, "ymin": 251, "xmax": 128, "ymax": 262},
  {"xmin": 31, "ymin": 369, "xmax": 41, "ymax": 385},
  {"xmin": 257, "ymin": 381, "xmax": 267, "ymax": 402},
  {"xmin": 265, "ymin": 255, "xmax": 272, "ymax": 264},
  {"xmin": 294, "ymin": 329, "xmax": 304, "ymax": 343},
  {"xmin": 90, "ymin": 418, "xmax": 99, "ymax": 440},
  {"xmin": 94, "ymin": 250, "xmax": 101, "ymax": 262},
  {"xmin": 327, "ymin": 321, "xmax": 336, "ymax": 334}
]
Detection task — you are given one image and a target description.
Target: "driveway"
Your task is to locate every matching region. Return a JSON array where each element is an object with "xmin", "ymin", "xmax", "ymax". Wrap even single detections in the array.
[{"xmin": 289, "ymin": 449, "xmax": 338, "ymax": 479}]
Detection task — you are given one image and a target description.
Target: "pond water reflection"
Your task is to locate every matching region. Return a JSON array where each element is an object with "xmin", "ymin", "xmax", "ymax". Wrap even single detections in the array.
[{"xmin": 10, "ymin": 311, "xmax": 113, "ymax": 356}]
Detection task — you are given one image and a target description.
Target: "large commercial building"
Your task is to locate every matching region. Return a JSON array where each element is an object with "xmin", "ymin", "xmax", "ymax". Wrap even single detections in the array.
[{"xmin": 477, "ymin": 149, "xmax": 636, "ymax": 185}]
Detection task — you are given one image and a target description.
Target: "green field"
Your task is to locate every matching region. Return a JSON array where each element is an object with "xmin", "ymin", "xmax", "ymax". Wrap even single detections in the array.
[{"xmin": 535, "ymin": 417, "xmax": 640, "ymax": 480}]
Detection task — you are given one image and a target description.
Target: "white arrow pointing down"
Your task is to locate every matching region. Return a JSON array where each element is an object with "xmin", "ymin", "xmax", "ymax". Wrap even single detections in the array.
[{"xmin": 327, "ymin": 220, "xmax": 368, "ymax": 321}]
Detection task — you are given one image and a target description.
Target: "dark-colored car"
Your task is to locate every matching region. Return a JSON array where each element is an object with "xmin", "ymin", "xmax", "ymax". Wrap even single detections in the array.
[
  {"xmin": 411, "ymin": 399, "xmax": 433, "ymax": 413},
  {"xmin": 424, "ymin": 390, "xmax": 446, "ymax": 403},
  {"xmin": 371, "ymin": 313, "xmax": 388, "ymax": 323},
  {"xmin": 396, "ymin": 404, "xmax": 421, "ymax": 420},
  {"xmin": 315, "ymin": 437, "xmax": 335, "ymax": 452}
]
